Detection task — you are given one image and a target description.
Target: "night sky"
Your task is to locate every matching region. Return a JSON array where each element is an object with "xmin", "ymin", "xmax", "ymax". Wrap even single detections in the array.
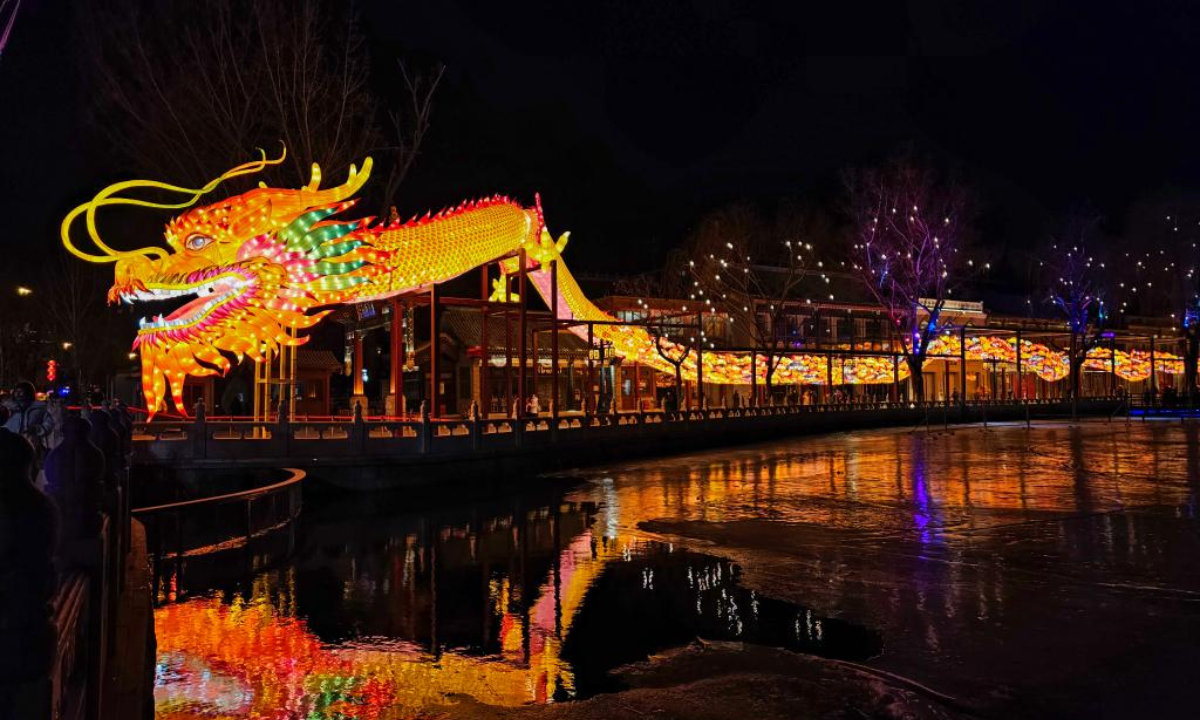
[{"xmin": 3, "ymin": 1, "xmax": 1200, "ymax": 278}]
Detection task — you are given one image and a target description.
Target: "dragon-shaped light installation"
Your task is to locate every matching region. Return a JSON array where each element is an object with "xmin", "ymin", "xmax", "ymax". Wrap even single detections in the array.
[
  {"xmin": 63, "ymin": 149, "xmax": 1183, "ymax": 416},
  {"xmin": 63, "ymin": 149, "xmax": 546, "ymax": 415}
]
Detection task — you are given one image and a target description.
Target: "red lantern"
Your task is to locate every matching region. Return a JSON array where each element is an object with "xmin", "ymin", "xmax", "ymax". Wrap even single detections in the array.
[{"xmin": 46, "ymin": 359, "xmax": 57, "ymax": 383}]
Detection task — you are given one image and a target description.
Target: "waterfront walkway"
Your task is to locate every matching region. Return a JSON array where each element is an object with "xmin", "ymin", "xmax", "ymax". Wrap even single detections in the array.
[{"xmin": 100, "ymin": 520, "xmax": 153, "ymax": 720}]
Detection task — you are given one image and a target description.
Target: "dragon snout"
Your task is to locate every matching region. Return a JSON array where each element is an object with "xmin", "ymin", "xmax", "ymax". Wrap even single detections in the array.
[{"xmin": 109, "ymin": 255, "xmax": 158, "ymax": 304}]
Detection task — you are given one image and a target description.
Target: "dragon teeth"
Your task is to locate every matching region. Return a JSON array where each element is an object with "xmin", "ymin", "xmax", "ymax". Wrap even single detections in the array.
[{"xmin": 136, "ymin": 284, "xmax": 248, "ymax": 332}]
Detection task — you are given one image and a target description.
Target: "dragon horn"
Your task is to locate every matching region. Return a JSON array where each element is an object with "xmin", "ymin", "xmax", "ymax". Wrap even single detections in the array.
[
  {"xmin": 61, "ymin": 146, "xmax": 287, "ymax": 264},
  {"xmin": 297, "ymin": 158, "xmax": 373, "ymax": 207}
]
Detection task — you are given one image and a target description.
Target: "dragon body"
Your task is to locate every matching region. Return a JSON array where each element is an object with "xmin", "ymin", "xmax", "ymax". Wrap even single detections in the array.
[{"xmin": 61, "ymin": 151, "xmax": 1181, "ymax": 416}]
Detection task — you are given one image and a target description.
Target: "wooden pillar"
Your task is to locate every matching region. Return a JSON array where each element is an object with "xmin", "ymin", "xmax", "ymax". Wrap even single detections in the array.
[
  {"xmin": 1109, "ymin": 335, "xmax": 1117, "ymax": 397},
  {"xmin": 352, "ymin": 332, "xmax": 365, "ymax": 397},
  {"xmin": 252, "ymin": 352, "xmax": 262, "ymax": 420},
  {"xmin": 959, "ymin": 326, "xmax": 967, "ymax": 402},
  {"xmin": 1150, "ymin": 335, "xmax": 1157, "ymax": 406},
  {"xmin": 633, "ymin": 362, "xmax": 641, "ymax": 411},
  {"xmin": 943, "ymin": 361, "xmax": 950, "ymax": 404},
  {"xmin": 389, "ymin": 298, "xmax": 403, "ymax": 414},
  {"xmin": 481, "ymin": 266, "xmax": 490, "ymax": 415},
  {"xmin": 429, "ymin": 284, "xmax": 440, "ymax": 418},
  {"xmin": 696, "ymin": 313, "xmax": 705, "ymax": 408},
  {"xmin": 517, "ymin": 248, "xmax": 528, "ymax": 417},
  {"xmin": 751, "ymin": 351, "xmax": 758, "ymax": 407},
  {"xmin": 532, "ymin": 325, "xmax": 540, "ymax": 407},
  {"xmin": 841, "ymin": 357, "xmax": 846, "ymax": 401},
  {"xmin": 1015, "ymin": 329, "xmax": 1023, "ymax": 399},
  {"xmin": 551, "ymin": 260, "xmax": 559, "ymax": 418},
  {"xmin": 826, "ymin": 350, "xmax": 833, "ymax": 402},
  {"xmin": 481, "ymin": 314, "xmax": 490, "ymax": 418},
  {"xmin": 891, "ymin": 354, "xmax": 899, "ymax": 402},
  {"xmin": 505, "ymin": 278, "xmax": 513, "ymax": 415},
  {"xmin": 586, "ymin": 323, "xmax": 595, "ymax": 416},
  {"xmin": 566, "ymin": 360, "xmax": 575, "ymax": 412}
]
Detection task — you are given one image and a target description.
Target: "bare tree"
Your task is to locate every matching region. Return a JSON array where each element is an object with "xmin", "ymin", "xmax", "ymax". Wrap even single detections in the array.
[
  {"xmin": 0, "ymin": 287, "xmax": 40, "ymax": 388},
  {"xmin": 614, "ymin": 268, "xmax": 700, "ymax": 407},
  {"xmin": 42, "ymin": 255, "xmax": 129, "ymax": 390},
  {"xmin": 78, "ymin": 0, "xmax": 442, "ymax": 209},
  {"xmin": 682, "ymin": 202, "xmax": 817, "ymax": 404},
  {"xmin": 1038, "ymin": 217, "xmax": 1112, "ymax": 405},
  {"xmin": 1121, "ymin": 194, "xmax": 1200, "ymax": 403},
  {"xmin": 844, "ymin": 157, "xmax": 977, "ymax": 402}
]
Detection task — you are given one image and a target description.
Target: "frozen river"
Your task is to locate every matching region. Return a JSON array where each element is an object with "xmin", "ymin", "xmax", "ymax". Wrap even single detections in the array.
[{"xmin": 153, "ymin": 419, "xmax": 1200, "ymax": 719}]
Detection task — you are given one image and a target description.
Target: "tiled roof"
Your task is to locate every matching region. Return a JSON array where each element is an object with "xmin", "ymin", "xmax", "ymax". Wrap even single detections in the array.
[{"xmin": 295, "ymin": 349, "xmax": 343, "ymax": 371}]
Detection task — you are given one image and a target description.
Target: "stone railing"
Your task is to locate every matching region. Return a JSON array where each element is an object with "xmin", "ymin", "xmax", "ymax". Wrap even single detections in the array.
[{"xmin": 131, "ymin": 396, "xmax": 1126, "ymax": 467}]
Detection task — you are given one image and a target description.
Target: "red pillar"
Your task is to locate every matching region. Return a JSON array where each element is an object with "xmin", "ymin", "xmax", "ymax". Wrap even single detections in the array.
[
  {"xmin": 586, "ymin": 323, "xmax": 595, "ymax": 416},
  {"xmin": 389, "ymin": 298, "xmax": 403, "ymax": 415},
  {"xmin": 551, "ymin": 260, "xmax": 559, "ymax": 418},
  {"xmin": 352, "ymin": 332, "xmax": 365, "ymax": 406},
  {"xmin": 505, "ymin": 277, "xmax": 513, "ymax": 415},
  {"xmin": 696, "ymin": 312, "xmax": 704, "ymax": 409},
  {"xmin": 429, "ymin": 284, "xmax": 440, "ymax": 418},
  {"xmin": 481, "ymin": 266, "xmax": 490, "ymax": 416},
  {"xmin": 517, "ymin": 249, "xmax": 527, "ymax": 416}
]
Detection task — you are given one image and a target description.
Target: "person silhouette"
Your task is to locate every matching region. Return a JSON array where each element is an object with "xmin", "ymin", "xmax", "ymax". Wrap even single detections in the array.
[{"xmin": 0, "ymin": 429, "xmax": 60, "ymax": 680}]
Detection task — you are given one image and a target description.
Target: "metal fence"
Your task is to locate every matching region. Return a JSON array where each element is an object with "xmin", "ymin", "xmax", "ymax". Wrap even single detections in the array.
[{"xmin": 132, "ymin": 469, "xmax": 304, "ymax": 600}]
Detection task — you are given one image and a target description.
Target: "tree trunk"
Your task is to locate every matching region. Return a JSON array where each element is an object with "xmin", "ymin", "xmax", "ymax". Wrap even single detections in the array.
[
  {"xmin": 906, "ymin": 353, "xmax": 925, "ymax": 403},
  {"xmin": 1069, "ymin": 333, "xmax": 1085, "ymax": 419},
  {"xmin": 674, "ymin": 363, "xmax": 683, "ymax": 412}
]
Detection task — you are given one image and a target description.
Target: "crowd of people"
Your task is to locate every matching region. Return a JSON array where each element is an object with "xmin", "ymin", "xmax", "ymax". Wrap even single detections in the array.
[{"xmin": 0, "ymin": 379, "xmax": 132, "ymax": 692}]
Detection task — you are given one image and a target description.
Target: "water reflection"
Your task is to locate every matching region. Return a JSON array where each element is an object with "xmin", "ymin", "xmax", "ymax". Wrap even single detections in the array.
[
  {"xmin": 155, "ymin": 422, "xmax": 1200, "ymax": 719},
  {"xmin": 155, "ymin": 493, "xmax": 877, "ymax": 719}
]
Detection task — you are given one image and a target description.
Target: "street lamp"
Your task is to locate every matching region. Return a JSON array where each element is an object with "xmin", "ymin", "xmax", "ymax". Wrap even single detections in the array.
[
  {"xmin": 16, "ymin": 286, "xmax": 32, "ymax": 296},
  {"xmin": 61, "ymin": 342, "xmax": 72, "ymax": 350}
]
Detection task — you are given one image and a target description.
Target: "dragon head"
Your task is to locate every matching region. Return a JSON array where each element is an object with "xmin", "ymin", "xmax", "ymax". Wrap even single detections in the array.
[{"xmin": 62, "ymin": 149, "xmax": 387, "ymax": 416}]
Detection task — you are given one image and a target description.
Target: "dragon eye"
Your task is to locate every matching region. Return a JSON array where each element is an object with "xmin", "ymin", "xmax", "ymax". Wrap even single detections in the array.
[{"xmin": 185, "ymin": 234, "xmax": 213, "ymax": 251}]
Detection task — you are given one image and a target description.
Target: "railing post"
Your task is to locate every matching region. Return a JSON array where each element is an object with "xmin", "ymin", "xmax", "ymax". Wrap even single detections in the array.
[
  {"xmin": 470, "ymin": 400, "xmax": 482, "ymax": 452},
  {"xmin": 245, "ymin": 498, "xmax": 254, "ymax": 550},
  {"xmin": 352, "ymin": 400, "xmax": 366, "ymax": 454},
  {"xmin": 276, "ymin": 399, "xmax": 290, "ymax": 458},
  {"xmin": 192, "ymin": 399, "xmax": 207, "ymax": 460},
  {"xmin": 513, "ymin": 401, "xmax": 525, "ymax": 448},
  {"xmin": 419, "ymin": 400, "xmax": 432, "ymax": 454}
]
